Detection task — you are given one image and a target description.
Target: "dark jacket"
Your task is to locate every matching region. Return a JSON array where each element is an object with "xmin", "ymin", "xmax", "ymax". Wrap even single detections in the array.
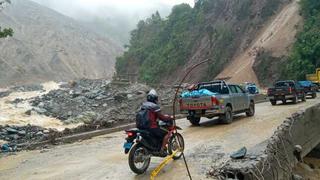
[{"xmin": 141, "ymin": 102, "xmax": 172, "ymax": 129}]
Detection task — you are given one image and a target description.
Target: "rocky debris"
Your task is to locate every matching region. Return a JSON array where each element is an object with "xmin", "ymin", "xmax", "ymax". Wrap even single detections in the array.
[
  {"xmin": 9, "ymin": 98, "xmax": 24, "ymax": 104},
  {"xmin": 0, "ymin": 125, "xmax": 48, "ymax": 143},
  {"xmin": 158, "ymin": 88, "xmax": 176, "ymax": 106},
  {"xmin": 0, "ymin": 124, "xmax": 51, "ymax": 152},
  {"xmin": 230, "ymin": 147, "xmax": 247, "ymax": 159},
  {"xmin": 292, "ymin": 174, "xmax": 303, "ymax": 180},
  {"xmin": 0, "ymin": 90, "xmax": 11, "ymax": 98},
  {"xmin": 29, "ymin": 79, "xmax": 150, "ymax": 127},
  {"xmin": 0, "ymin": 79, "xmax": 179, "ymax": 151},
  {"xmin": 10, "ymin": 84, "xmax": 44, "ymax": 92},
  {"xmin": 0, "ymin": 123, "xmax": 105, "ymax": 152}
]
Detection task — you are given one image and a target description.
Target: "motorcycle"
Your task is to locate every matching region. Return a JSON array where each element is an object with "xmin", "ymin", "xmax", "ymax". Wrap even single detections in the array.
[{"xmin": 123, "ymin": 120, "xmax": 185, "ymax": 174}]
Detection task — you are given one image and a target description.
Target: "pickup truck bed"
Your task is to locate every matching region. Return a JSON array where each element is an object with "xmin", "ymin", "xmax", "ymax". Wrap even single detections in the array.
[{"xmin": 298, "ymin": 81, "xmax": 317, "ymax": 99}]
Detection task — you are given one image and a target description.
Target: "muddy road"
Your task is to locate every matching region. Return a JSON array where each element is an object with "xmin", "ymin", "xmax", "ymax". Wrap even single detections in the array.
[{"xmin": 0, "ymin": 96, "xmax": 319, "ymax": 180}]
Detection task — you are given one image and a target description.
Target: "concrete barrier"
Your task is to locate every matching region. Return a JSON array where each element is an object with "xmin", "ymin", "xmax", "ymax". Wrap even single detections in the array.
[{"xmin": 210, "ymin": 103, "xmax": 320, "ymax": 180}]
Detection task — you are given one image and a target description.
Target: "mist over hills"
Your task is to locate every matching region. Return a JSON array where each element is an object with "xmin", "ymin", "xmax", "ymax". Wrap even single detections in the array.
[{"xmin": 31, "ymin": 0, "xmax": 193, "ymax": 44}]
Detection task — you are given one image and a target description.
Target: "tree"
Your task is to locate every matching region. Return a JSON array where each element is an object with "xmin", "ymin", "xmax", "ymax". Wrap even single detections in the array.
[
  {"xmin": 0, "ymin": 27, "xmax": 13, "ymax": 38},
  {"xmin": 0, "ymin": 0, "xmax": 13, "ymax": 38},
  {"xmin": 282, "ymin": 0, "xmax": 320, "ymax": 80}
]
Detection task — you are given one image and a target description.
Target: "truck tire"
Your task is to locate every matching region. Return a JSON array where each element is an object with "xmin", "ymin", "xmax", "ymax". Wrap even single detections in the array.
[
  {"xmin": 189, "ymin": 117, "xmax": 200, "ymax": 126},
  {"xmin": 221, "ymin": 106, "xmax": 233, "ymax": 124},
  {"xmin": 312, "ymin": 92, "xmax": 317, "ymax": 99},
  {"xmin": 270, "ymin": 100, "xmax": 276, "ymax": 106},
  {"xmin": 246, "ymin": 102, "xmax": 255, "ymax": 117},
  {"xmin": 292, "ymin": 95, "xmax": 298, "ymax": 104}
]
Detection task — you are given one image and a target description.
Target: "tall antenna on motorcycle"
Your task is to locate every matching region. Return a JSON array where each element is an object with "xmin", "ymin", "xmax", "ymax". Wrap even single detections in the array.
[{"xmin": 172, "ymin": 58, "xmax": 211, "ymax": 180}]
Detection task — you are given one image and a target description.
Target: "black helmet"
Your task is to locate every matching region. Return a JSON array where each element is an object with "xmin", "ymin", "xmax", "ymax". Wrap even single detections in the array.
[{"xmin": 147, "ymin": 89, "xmax": 158, "ymax": 104}]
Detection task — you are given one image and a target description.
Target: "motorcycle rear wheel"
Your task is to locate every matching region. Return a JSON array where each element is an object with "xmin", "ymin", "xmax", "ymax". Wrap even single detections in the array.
[
  {"xmin": 128, "ymin": 144, "xmax": 151, "ymax": 174},
  {"xmin": 168, "ymin": 133, "xmax": 185, "ymax": 160}
]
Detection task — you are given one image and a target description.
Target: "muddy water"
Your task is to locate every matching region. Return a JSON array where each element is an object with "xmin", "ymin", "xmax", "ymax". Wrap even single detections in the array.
[
  {"xmin": 0, "ymin": 97, "xmax": 319, "ymax": 180},
  {"xmin": 0, "ymin": 82, "xmax": 82, "ymax": 131}
]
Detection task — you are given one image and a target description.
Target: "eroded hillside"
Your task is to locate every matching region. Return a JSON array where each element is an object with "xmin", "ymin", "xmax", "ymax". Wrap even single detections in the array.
[{"xmin": 217, "ymin": 0, "xmax": 302, "ymax": 86}]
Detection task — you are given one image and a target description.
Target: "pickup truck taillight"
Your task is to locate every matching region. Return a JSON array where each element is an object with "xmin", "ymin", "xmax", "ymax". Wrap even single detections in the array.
[
  {"xmin": 288, "ymin": 87, "xmax": 292, "ymax": 94},
  {"xmin": 211, "ymin": 97, "xmax": 219, "ymax": 105},
  {"xmin": 267, "ymin": 88, "xmax": 272, "ymax": 95}
]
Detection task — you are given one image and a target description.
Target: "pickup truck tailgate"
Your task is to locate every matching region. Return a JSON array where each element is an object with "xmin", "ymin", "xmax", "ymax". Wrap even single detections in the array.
[
  {"xmin": 180, "ymin": 96, "xmax": 216, "ymax": 110},
  {"xmin": 268, "ymin": 87, "xmax": 291, "ymax": 96}
]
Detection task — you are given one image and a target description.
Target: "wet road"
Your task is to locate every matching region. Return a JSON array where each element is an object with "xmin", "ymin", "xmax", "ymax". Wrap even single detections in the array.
[{"xmin": 0, "ymin": 96, "xmax": 319, "ymax": 180}]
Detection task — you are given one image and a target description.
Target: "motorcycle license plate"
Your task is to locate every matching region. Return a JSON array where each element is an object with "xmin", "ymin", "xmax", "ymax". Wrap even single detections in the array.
[{"xmin": 123, "ymin": 142, "xmax": 133, "ymax": 149}]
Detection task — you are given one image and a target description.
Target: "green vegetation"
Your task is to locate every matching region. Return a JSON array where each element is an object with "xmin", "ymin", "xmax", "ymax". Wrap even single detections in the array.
[
  {"xmin": 0, "ymin": 0, "xmax": 13, "ymax": 38},
  {"xmin": 116, "ymin": 3, "xmax": 202, "ymax": 83},
  {"xmin": 261, "ymin": 0, "xmax": 281, "ymax": 19},
  {"xmin": 283, "ymin": 0, "xmax": 320, "ymax": 80},
  {"xmin": 0, "ymin": 27, "xmax": 13, "ymax": 38}
]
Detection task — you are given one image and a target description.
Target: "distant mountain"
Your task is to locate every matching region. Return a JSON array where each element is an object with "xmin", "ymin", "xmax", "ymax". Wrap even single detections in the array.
[
  {"xmin": 0, "ymin": 0, "xmax": 123, "ymax": 87},
  {"xmin": 30, "ymin": 0, "xmax": 175, "ymax": 45}
]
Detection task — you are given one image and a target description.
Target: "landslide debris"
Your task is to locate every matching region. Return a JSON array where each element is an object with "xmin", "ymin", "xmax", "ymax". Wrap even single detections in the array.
[
  {"xmin": 30, "ymin": 79, "xmax": 150, "ymax": 127},
  {"xmin": 0, "ymin": 124, "xmax": 50, "ymax": 152},
  {"xmin": 0, "ymin": 79, "xmax": 177, "ymax": 151}
]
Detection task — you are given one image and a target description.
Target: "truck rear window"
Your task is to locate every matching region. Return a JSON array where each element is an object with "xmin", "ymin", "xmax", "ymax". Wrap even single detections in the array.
[
  {"xmin": 275, "ymin": 81, "xmax": 294, "ymax": 87},
  {"xmin": 198, "ymin": 84, "xmax": 229, "ymax": 94}
]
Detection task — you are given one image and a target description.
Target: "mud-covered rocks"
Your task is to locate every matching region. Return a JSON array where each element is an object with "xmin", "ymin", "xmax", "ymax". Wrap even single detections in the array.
[
  {"xmin": 11, "ymin": 84, "xmax": 44, "ymax": 92},
  {"xmin": 0, "ymin": 125, "xmax": 54, "ymax": 152},
  {"xmin": 0, "ymin": 125, "xmax": 47, "ymax": 143},
  {"xmin": 29, "ymin": 79, "xmax": 150, "ymax": 127},
  {"xmin": 0, "ymin": 90, "xmax": 11, "ymax": 98}
]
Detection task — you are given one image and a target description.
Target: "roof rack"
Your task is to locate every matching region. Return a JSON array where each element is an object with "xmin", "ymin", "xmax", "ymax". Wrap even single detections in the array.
[{"xmin": 197, "ymin": 80, "xmax": 228, "ymax": 89}]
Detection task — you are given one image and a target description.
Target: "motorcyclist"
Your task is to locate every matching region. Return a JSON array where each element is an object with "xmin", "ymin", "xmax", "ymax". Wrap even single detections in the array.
[{"xmin": 142, "ymin": 89, "xmax": 174, "ymax": 156}]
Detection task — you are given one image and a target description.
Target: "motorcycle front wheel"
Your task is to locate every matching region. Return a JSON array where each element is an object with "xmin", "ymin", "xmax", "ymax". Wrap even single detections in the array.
[
  {"xmin": 168, "ymin": 133, "xmax": 185, "ymax": 160},
  {"xmin": 128, "ymin": 144, "xmax": 151, "ymax": 174}
]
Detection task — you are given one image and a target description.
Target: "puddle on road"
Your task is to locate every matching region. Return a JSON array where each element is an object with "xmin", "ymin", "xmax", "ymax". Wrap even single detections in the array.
[{"xmin": 0, "ymin": 81, "xmax": 82, "ymax": 131}]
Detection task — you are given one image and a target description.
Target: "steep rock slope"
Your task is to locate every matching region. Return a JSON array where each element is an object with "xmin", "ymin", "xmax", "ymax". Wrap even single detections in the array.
[
  {"xmin": 217, "ymin": 0, "xmax": 302, "ymax": 86},
  {"xmin": 0, "ymin": 0, "xmax": 122, "ymax": 87}
]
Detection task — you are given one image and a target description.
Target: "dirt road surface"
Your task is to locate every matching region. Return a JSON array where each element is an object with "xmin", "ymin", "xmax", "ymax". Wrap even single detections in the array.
[{"xmin": 0, "ymin": 96, "xmax": 319, "ymax": 180}]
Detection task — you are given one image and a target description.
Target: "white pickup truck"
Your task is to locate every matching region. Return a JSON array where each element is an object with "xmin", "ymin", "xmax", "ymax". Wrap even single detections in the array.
[{"xmin": 179, "ymin": 81, "xmax": 255, "ymax": 125}]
